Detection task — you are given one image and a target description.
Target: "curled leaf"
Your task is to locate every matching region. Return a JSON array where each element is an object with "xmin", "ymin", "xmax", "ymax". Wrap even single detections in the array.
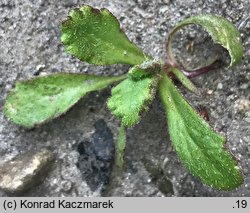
[
  {"xmin": 159, "ymin": 73, "xmax": 243, "ymax": 190},
  {"xmin": 167, "ymin": 14, "xmax": 244, "ymax": 66},
  {"xmin": 61, "ymin": 5, "xmax": 147, "ymax": 65},
  {"xmin": 4, "ymin": 73, "xmax": 126, "ymax": 128}
]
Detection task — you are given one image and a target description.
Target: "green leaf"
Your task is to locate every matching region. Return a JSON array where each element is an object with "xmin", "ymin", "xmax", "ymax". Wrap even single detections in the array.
[
  {"xmin": 128, "ymin": 65, "xmax": 153, "ymax": 81},
  {"xmin": 107, "ymin": 68, "xmax": 158, "ymax": 127},
  {"xmin": 170, "ymin": 67, "xmax": 198, "ymax": 93},
  {"xmin": 159, "ymin": 73, "xmax": 243, "ymax": 190},
  {"xmin": 128, "ymin": 59, "xmax": 161, "ymax": 81},
  {"xmin": 61, "ymin": 5, "xmax": 147, "ymax": 65},
  {"xmin": 4, "ymin": 73, "xmax": 126, "ymax": 128},
  {"xmin": 167, "ymin": 14, "xmax": 243, "ymax": 66},
  {"xmin": 116, "ymin": 124, "xmax": 126, "ymax": 169}
]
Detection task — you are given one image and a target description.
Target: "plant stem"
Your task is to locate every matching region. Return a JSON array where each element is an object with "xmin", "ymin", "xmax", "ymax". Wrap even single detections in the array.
[
  {"xmin": 181, "ymin": 60, "xmax": 219, "ymax": 78},
  {"xmin": 163, "ymin": 59, "xmax": 220, "ymax": 79}
]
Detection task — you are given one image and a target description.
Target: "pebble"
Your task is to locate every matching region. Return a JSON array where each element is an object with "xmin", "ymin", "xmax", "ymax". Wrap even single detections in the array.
[
  {"xmin": 237, "ymin": 99, "xmax": 250, "ymax": 112},
  {"xmin": 62, "ymin": 0, "xmax": 78, "ymax": 7},
  {"xmin": 240, "ymin": 83, "xmax": 248, "ymax": 90},
  {"xmin": 0, "ymin": 148, "xmax": 55, "ymax": 194},
  {"xmin": 217, "ymin": 82, "xmax": 223, "ymax": 90},
  {"xmin": 207, "ymin": 89, "xmax": 213, "ymax": 95},
  {"xmin": 61, "ymin": 180, "xmax": 72, "ymax": 192}
]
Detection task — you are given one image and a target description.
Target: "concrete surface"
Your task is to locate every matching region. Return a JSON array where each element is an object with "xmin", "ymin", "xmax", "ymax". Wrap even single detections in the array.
[{"xmin": 0, "ymin": 0, "xmax": 249, "ymax": 196}]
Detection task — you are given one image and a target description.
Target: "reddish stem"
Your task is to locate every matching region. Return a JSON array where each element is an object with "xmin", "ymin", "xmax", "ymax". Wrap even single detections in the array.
[
  {"xmin": 181, "ymin": 60, "xmax": 219, "ymax": 78},
  {"xmin": 164, "ymin": 59, "xmax": 220, "ymax": 79}
]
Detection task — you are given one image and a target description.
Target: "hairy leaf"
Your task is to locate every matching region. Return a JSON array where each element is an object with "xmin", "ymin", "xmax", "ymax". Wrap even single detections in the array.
[
  {"xmin": 61, "ymin": 5, "xmax": 147, "ymax": 65},
  {"xmin": 167, "ymin": 14, "xmax": 243, "ymax": 66},
  {"xmin": 108, "ymin": 68, "xmax": 158, "ymax": 127},
  {"xmin": 116, "ymin": 124, "xmax": 126, "ymax": 169},
  {"xmin": 4, "ymin": 73, "xmax": 126, "ymax": 128},
  {"xmin": 159, "ymin": 74, "xmax": 243, "ymax": 190},
  {"xmin": 170, "ymin": 67, "xmax": 198, "ymax": 93},
  {"xmin": 128, "ymin": 59, "xmax": 161, "ymax": 81}
]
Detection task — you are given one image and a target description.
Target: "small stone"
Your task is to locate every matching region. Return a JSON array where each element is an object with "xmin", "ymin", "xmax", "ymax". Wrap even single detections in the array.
[
  {"xmin": 217, "ymin": 82, "xmax": 223, "ymax": 90},
  {"xmin": 39, "ymin": 71, "xmax": 48, "ymax": 76},
  {"xmin": 62, "ymin": 0, "xmax": 78, "ymax": 7},
  {"xmin": 237, "ymin": 99, "xmax": 250, "ymax": 112},
  {"xmin": 36, "ymin": 64, "xmax": 45, "ymax": 71},
  {"xmin": 33, "ymin": 64, "xmax": 46, "ymax": 76},
  {"xmin": 163, "ymin": 0, "xmax": 171, "ymax": 4},
  {"xmin": 61, "ymin": 180, "xmax": 72, "ymax": 192},
  {"xmin": 0, "ymin": 148, "xmax": 55, "ymax": 194},
  {"xmin": 159, "ymin": 6, "xmax": 169, "ymax": 14},
  {"xmin": 240, "ymin": 83, "xmax": 248, "ymax": 90},
  {"xmin": 207, "ymin": 89, "xmax": 213, "ymax": 95},
  {"xmin": 77, "ymin": 119, "xmax": 114, "ymax": 191}
]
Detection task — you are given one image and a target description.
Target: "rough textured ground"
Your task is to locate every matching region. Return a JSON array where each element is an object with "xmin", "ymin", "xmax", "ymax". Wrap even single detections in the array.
[{"xmin": 0, "ymin": 0, "xmax": 249, "ymax": 196}]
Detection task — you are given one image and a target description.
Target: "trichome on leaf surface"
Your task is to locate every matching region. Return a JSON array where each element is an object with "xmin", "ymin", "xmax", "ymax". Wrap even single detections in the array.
[{"xmin": 4, "ymin": 5, "xmax": 244, "ymax": 191}]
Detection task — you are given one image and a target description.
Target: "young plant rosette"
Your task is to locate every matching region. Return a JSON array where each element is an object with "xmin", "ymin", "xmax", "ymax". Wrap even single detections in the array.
[{"xmin": 4, "ymin": 5, "xmax": 244, "ymax": 190}]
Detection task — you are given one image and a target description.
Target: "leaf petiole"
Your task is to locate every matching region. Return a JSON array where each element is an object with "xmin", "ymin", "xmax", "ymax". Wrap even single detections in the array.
[{"xmin": 116, "ymin": 124, "xmax": 126, "ymax": 169}]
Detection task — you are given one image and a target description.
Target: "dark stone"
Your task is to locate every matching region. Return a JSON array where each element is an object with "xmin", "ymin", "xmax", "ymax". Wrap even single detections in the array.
[{"xmin": 76, "ymin": 119, "xmax": 114, "ymax": 192}]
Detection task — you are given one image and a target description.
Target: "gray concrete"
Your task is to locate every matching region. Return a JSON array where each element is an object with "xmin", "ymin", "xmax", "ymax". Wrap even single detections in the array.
[{"xmin": 0, "ymin": 0, "xmax": 249, "ymax": 196}]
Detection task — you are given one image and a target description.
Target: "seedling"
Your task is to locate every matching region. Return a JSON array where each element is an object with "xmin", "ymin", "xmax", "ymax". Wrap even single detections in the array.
[{"xmin": 4, "ymin": 5, "xmax": 244, "ymax": 190}]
